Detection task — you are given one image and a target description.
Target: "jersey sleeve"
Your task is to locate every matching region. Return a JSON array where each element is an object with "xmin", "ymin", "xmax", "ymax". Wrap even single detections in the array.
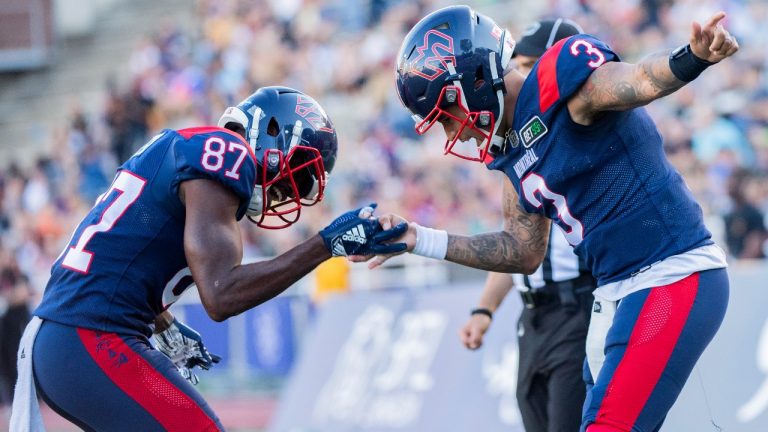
[
  {"xmin": 533, "ymin": 34, "xmax": 620, "ymax": 113},
  {"xmin": 172, "ymin": 127, "xmax": 257, "ymax": 220}
]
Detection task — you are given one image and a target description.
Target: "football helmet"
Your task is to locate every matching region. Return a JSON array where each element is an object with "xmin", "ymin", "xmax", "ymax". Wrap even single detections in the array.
[
  {"xmin": 218, "ymin": 86, "xmax": 338, "ymax": 228},
  {"xmin": 395, "ymin": 5, "xmax": 515, "ymax": 161}
]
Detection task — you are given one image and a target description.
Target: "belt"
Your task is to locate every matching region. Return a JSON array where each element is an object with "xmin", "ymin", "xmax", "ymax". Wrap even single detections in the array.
[{"xmin": 518, "ymin": 273, "xmax": 595, "ymax": 310}]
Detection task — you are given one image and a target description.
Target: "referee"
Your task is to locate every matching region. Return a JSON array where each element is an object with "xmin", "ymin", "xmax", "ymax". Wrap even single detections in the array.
[{"xmin": 459, "ymin": 18, "xmax": 596, "ymax": 432}]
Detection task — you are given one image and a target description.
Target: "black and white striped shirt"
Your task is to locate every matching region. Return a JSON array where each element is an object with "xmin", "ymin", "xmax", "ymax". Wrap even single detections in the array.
[{"xmin": 513, "ymin": 224, "xmax": 590, "ymax": 289}]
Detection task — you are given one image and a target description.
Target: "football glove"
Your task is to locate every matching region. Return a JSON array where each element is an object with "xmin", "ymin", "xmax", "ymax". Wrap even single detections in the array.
[
  {"xmin": 154, "ymin": 319, "xmax": 221, "ymax": 385},
  {"xmin": 320, "ymin": 203, "xmax": 408, "ymax": 257}
]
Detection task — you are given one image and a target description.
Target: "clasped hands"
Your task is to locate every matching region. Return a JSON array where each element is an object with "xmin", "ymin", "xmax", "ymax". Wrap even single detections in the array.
[{"xmin": 319, "ymin": 203, "xmax": 415, "ymax": 266}]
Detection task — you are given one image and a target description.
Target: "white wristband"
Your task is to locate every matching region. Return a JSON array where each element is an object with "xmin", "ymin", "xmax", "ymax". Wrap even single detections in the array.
[{"xmin": 412, "ymin": 224, "xmax": 448, "ymax": 260}]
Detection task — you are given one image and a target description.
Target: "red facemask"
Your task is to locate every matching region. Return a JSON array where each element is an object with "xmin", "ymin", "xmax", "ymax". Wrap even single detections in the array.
[
  {"xmin": 414, "ymin": 85, "xmax": 496, "ymax": 162},
  {"xmin": 248, "ymin": 145, "xmax": 326, "ymax": 229}
]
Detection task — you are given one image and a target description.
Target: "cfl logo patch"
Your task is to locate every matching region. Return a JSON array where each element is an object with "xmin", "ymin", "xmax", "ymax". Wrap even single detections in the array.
[{"xmin": 342, "ymin": 224, "xmax": 367, "ymax": 244}]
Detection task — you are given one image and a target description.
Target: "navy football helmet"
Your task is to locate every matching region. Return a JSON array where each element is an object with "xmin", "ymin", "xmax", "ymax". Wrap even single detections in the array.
[
  {"xmin": 395, "ymin": 5, "xmax": 515, "ymax": 161},
  {"xmin": 218, "ymin": 86, "xmax": 338, "ymax": 229}
]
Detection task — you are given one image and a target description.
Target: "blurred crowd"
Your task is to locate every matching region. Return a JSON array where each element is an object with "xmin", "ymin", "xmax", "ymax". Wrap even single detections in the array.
[{"xmin": 1, "ymin": 0, "xmax": 768, "ymax": 403}]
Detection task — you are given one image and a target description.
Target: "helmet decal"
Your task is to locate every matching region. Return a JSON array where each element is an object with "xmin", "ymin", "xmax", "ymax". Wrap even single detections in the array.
[
  {"xmin": 295, "ymin": 94, "xmax": 334, "ymax": 133},
  {"xmin": 409, "ymin": 29, "xmax": 456, "ymax": 82}
]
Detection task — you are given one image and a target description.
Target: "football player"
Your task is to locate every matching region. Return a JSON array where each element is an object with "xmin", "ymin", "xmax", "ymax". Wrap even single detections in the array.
[
  {"xmin": 11, "ymin": 87, "xmax": 405, "ymax": 431},
  {"xmin": 458, "ymin": 18, "xmax": 597, "ymax": 432},
  {"xmin": 371, "ymin": 6, "xmax": 737, "ymax": 431}
]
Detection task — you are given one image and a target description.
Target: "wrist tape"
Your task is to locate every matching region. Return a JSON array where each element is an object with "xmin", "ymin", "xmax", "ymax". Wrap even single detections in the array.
[{"xmin": 412, "ymin": 224, "xmax": 448, "ymax": 260}]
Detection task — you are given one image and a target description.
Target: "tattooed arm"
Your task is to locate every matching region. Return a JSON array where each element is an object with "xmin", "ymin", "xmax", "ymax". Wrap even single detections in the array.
[
  {"xmin": 569, "ymin": 11, "xmax": 738, "ymax": 125},
  {"xmin": 445, "ymin": 176, "xmax": 549, "ymax": 273},
  {"xmin": 568, "ymin": 52, "xmax": 683, "ymax": 122}
]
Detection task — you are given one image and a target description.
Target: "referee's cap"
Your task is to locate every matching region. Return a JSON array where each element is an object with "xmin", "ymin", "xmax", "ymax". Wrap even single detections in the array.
[{"xmin": 513, "ymin": 18, "xmax": 584, "ymax": 58}]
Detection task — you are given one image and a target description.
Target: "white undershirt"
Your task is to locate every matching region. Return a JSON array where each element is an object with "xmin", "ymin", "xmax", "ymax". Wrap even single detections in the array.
[{"xmin": 594, "ymin": 243, "xmax": 728, "ymax": 301}]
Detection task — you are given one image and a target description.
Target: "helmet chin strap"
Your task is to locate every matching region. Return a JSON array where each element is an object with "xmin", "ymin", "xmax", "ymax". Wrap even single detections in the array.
[
  {"xmin": 446, "ymin": 63, "xmax": 469, "ymax": 111},
  {"xmin": 304, "ymin": 171, "xmax": 328, "ymax": 201},
  {"xmin": 444, "ymin": 63, "xmax": 486, "ymax": 160},
  {"xmin": 488, "ymin": 50, "xmax": 506, "ymax": 155},
  {"xmin": 491, "ymin": 30, "xmax": 515, "ymax": 155},
  {"xmin": 445, "ymin": 51, "xmax": 508, "ymax": 158},
  {"xmin": 288, "ymin": 120, "xmax": 302, "ymax": 150},
  {"xmin": 247, "ymin": 185, "xmax": 264, "ymax": 216}
]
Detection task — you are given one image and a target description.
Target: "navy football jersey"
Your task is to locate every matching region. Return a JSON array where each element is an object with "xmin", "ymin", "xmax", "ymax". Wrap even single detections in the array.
[
  {"xmin": 35, "ymin": 127, "xmax": 257, "ymax": 336},
  {"xmin": 488, "ymin": 35, "xmax": 712, "ymax": 285}
]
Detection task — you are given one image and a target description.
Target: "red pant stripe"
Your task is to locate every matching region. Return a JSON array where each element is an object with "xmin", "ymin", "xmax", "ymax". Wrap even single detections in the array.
[
  {"xmin": 593, "ymin": 273, "xmax": 699, "ymax": 429},
  {"xmin": 77, "ymin": 328, "xmax": 219, "ymax": 431}
]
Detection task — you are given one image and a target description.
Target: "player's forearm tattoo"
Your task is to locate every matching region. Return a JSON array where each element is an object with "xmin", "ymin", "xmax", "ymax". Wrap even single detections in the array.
[
  {"xmin": 640, "ymin": 51, "xmax": 685, "ymax": 97},
  {"xmin": 445, "ymin": 203, "xmax": 548, "ymax": 273},
  {"xmin": 580, "ymin": 51, "xmax": 686, "ymax": 112}
]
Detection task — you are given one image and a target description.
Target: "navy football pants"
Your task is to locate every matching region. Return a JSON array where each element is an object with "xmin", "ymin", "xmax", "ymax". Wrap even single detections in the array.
[
  {"xmin": 32, "ymin": 320, "xmax": 224, "ymax": 431},
  {"xmin": 581, "ymin": 269, "xmax": 729, "ymax": 432}
]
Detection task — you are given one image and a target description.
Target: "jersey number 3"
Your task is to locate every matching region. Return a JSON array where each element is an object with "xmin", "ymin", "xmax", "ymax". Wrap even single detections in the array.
[
  {"xmin": 61, "ymin": 171, "xmax": 147, "ymax": 273},
  {"xmin": 570, "ymin": 40, "xmax": 605, "ymax": 68},
  {"xmin": 521, "ymin": 173, "xmax": 584, "ymax": 245}
]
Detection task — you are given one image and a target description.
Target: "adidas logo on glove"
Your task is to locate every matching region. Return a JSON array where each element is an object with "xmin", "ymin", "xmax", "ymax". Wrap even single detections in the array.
[
  {"xmin": 341, "ymin": 224, "xmax": 367, "ymax": 244},
  {"xmin": 320, "ymin": 204, "xmax": 407, "ymax": 257}
]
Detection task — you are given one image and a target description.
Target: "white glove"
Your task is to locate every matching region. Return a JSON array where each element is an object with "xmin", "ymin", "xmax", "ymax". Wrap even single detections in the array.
[{"xmin": 154, "ymin": 319, "xmax": 221, "ymax": 385}]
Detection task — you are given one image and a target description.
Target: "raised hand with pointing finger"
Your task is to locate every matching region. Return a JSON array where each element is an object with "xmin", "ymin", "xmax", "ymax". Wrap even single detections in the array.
[{"xmin": 689, "ymin": 11, "xmax": 739, "ymax": 63}]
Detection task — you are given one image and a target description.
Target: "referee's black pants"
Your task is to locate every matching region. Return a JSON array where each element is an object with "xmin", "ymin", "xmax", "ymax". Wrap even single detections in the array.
[{"xmin": 516, "ymin": 291, "xmax": 592, "ymax": 432}]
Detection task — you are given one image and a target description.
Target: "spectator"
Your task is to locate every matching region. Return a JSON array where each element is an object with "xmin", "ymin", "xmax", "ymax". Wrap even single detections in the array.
[
  {"xmin": 724, "ymin": 169, "xmax": 768, "ymax": 258},
  {"xmin": 0, "ymin": 268, "xmax": 32, "ymax": 406}
]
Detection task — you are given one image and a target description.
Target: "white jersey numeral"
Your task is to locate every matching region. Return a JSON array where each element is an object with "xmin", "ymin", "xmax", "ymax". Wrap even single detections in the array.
[
  {"xmin": 521, "ymin": 173, "xmax": 584, "ymax": 245},
  {"xmin": 570, "ymin": 40, "xmax": 606, "ymax": 68},
  {"xmin": 62, "ymin": 171, "xmax": 147, "ymax": 273},
  {"xmin": 201, "ymin": 137, "xmax": 249, "ymax": 180},
  {"xmin": 201, "ymin": 137, "xmax": 226, "ymax": 171},
  {"xmin": 225, "ymin": 141, "xmax": 249, "ymax": 180}
]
